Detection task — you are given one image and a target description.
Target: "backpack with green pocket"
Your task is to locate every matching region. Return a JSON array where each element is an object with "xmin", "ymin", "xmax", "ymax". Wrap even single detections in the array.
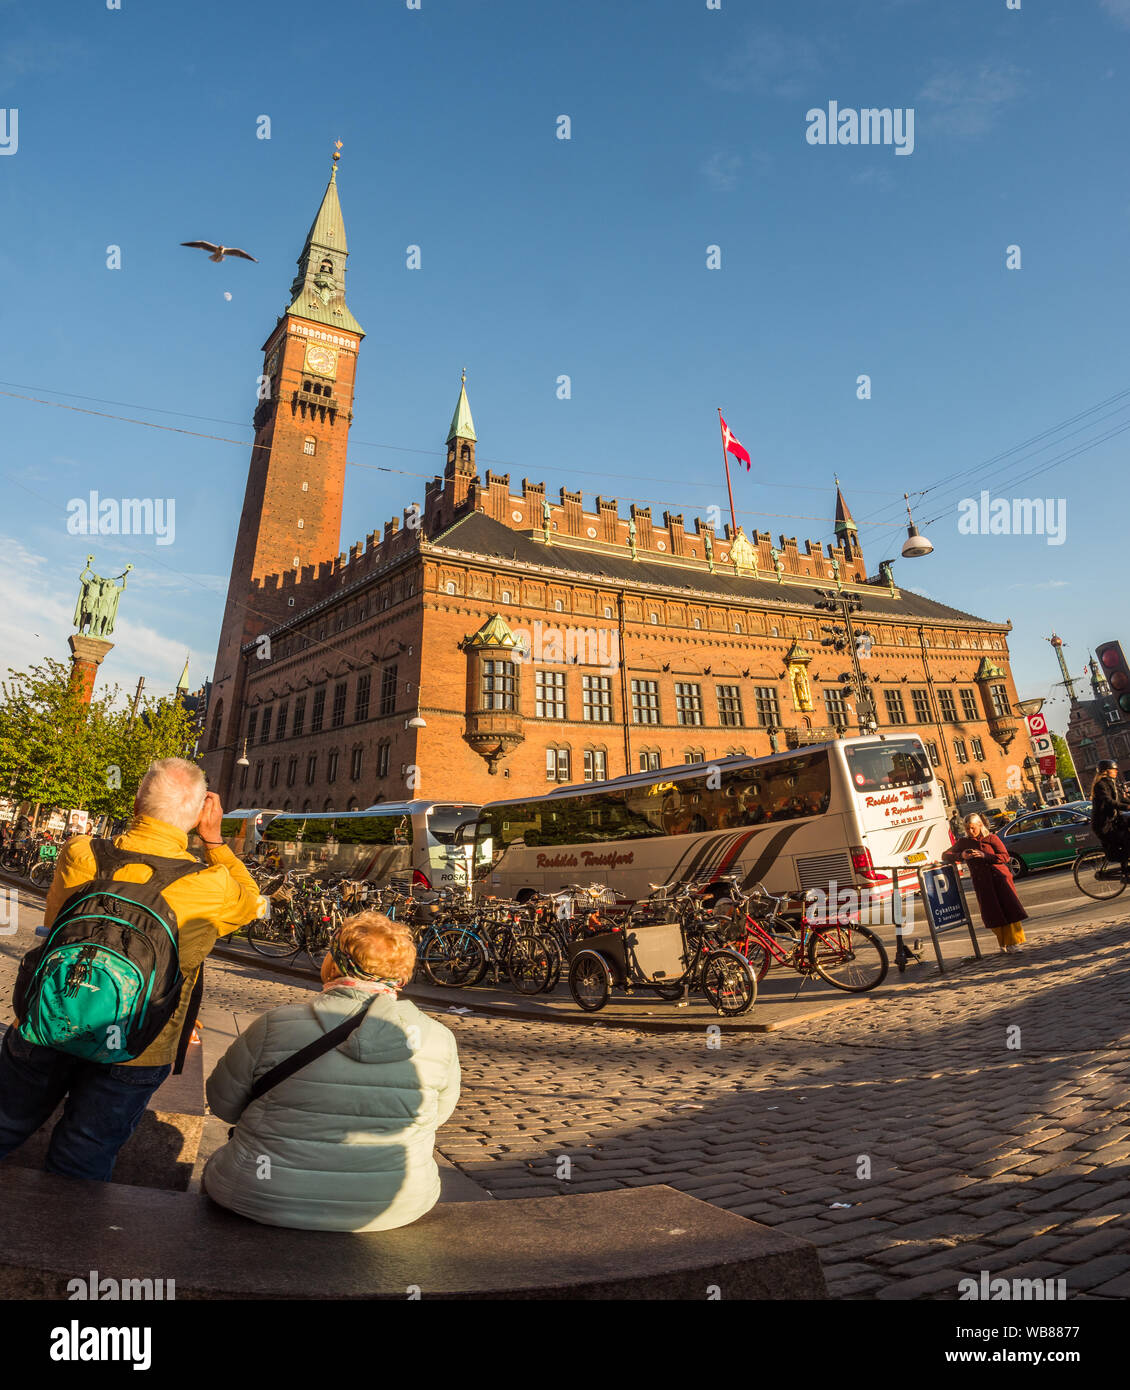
[{"xmin": 14, "ymin": 840, "xmax": 206, "ymax": 1063}]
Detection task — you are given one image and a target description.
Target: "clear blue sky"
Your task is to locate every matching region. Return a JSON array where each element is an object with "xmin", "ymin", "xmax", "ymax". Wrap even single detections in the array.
[{"xmin": 2, "ymin": 0, "xmax": 1128, "ymax": 735}]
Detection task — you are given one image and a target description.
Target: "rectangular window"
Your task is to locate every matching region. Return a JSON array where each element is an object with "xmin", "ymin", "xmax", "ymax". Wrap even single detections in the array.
[
  {"xmin": 716, "ymin": 685, "xmax": 743, "ymax": 727},
  {"xmin": 954, "ymin": 739, "xmax": 968, "ymax": 764},
  {"xmin": 536, "ymin": 670, "xmax": 566, "ymax": 719},
  {"xmin": 684, "ymin": 751, "xmax": 705, "ymax": 764},
  {"xmin": 305, "ymin": 754, "xmax": 316, "ymax": 785},
  {"xmin": 545, "ymin": 747, "xmax": 570, "ymax": 782},
  {"xmin": 926, "ymin": 740, "xmax": 940, "ymax": 767},
  {"xmin": 824, "ymin": 688, "xmax": 849, "ymax": 726},
  {"xmin": 269, "ymin": 758, "xmax": 280, "ymax": 789},
  {"xmin": 582, "ymin": 675, "xmax": 612, "ymax": 722},
  {"xmin": 481, "ymin": 660, "xmax": 516, "ymax": 711},
  {"xmin": 990, "ymin": 684, "xmax": 1011, "ymax": 717},
  {"xmin": 631, "ymin": 679, "xmax": 659, "ymax": 725},
  {"xmin": 675, "ymin": 682, "xmax": 703, "ymax": 726},
  {"xmin": 240, "ymin": 763, "xmax": 249, "ymax": 791},
  {"xmin": 247, "ymin": 710, "xmax": 259, "ymax": 744},
  {"xmin": 938, "ymin": 689, "xmax": 957, "ymax": 722},
  {"xmin": 380, "ymin": 664, "xmax": 398, "ymax": 717},
  {"xmin": 327, "ymin": 750, "xmax": 339, "ymax": 783},
  {"xmin": 884, "ymin": 689, "xmax": 907, "ymax": 725},
  {"xmin": 377, "ymin": 744, "xmax": 390, "ymax": 778},
  {"xmin": 753, "ymin": 687, "xmax": 780, "ymax": 727},
  {"xmin": 292, "ymin": 697, "xmax": 306, "ymax": 739},
  {"xmin": 311, "ymin": 687, "xmax": 326, "ymax": 734},
  {"xmin": 911, "ymin": 689, "xmax": 932, "ymax": 723},
  {"xmin": 971, "ymin": 736, "xmax": 985, "ymax": 760},
  {"xmin": 275, "ymin": 701, "xmax": 288, "ymax": 740},
  {"xmin": 980, "ymin": 775, "xmax": 993, "ymax": 798},
  {"xmin": 332, "ymin": 682, "xmax": 347, "ymax": 729},
  {"xmin": 351, "ymin": 747, "xmax": 363, "ymax": 781},
  {"xmin": 355, "ymin": 673, "xmax": 371, "ymax": 722},
  {"xmin": 260, "ymin": 707, "xmax": 272, "ymax": 743},
  {"xmin": 254, "ymin": 761, "xmax": 264, "ymax": 789},
  {"xmin": 938, "ymin": 780, "xmax": 949, "ymax": 805},
  {"xmin": 286, "ymin": 756, "xmax": 298, "ymax": 788},
  {"xmin": 583, "ymin": 749, "xmax": 607, "ymax": 782},
  {"xmin": 959, "ymin": 688, "xmax": 979, "ymax": 721},
  {"xmin": 638, "ymin": 751, "xmax": 660, "ymax": 771},
  {"xmin": 962, "ymin": 777, "xmax": 977, "ymax": 802}
]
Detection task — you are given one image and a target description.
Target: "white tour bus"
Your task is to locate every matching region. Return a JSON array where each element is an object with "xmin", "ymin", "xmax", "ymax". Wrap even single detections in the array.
[
  {"xmin": 469, "ymin": 736, "xmax": 949, "ymax": 916},
  {"xmin": 216, "ymin": 809, "xmax": 283, "ymax": 857},
  {"xmin": 260, "ymin": 800, "xmax": 479, "ymax": 889}
]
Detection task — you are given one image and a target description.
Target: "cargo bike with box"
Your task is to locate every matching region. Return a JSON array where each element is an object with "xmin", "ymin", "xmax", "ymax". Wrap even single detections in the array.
[{"xmin": 566, "ymin": 911, "xmax": 757, "ymax": 1016}]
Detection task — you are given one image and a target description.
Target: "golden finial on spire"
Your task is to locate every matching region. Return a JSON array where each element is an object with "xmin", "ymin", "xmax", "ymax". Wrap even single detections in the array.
[
  {"xmin": 461, "ymin": 366, "xmax": 466, "ymax": 385},
  {"xmin": 330, "ymin": 139, "xmax": 343, "ymax": 179}
]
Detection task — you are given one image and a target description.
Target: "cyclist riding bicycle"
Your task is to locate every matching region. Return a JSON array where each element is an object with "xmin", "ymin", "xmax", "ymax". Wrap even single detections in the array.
[{"xmin": 1091, "ymin": 760, "xmax": 1130, "ymax": 877}]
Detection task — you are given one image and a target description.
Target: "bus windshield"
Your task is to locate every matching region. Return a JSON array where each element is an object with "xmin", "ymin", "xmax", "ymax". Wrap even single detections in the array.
[
  {"xmin": 845, "ymin": 739, "xmax": 931, "ymax": 792},
  {"xmin": 427, "ymin": 804, "xmax": 479, "ymax": 844}
]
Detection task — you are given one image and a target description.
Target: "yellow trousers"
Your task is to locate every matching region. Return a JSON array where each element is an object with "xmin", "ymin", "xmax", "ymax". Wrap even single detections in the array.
[{"xmin": 991, "ymin": 921, "xmax": 1026, "ymax": 949}]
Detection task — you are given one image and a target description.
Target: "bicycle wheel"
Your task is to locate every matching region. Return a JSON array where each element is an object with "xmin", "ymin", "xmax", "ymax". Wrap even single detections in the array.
[
  {"xmin": 1073, "ymin": 848, "xmax": 1127, "ymax": 901},
  {"xmin": 422, "ymin": 927, "xmax": 487, "ymax": 988},
  {"xmin": 699, "ymin": 949, "xmax": 757, "ymax": 1016},
  {"xmin": 248, "ymin": 914, "xmax": 301, "ymax": 959},
  {"xmin": 568, "ymin": 949, "xmax": 612, "ymax": 1011},
  {"xmin": 808, "ymin": 922, "xmax": 889, "ymax": 993},
  {"xmin": 506, "ymin": 934, "xmax": 555, "ymax": 994},
  {"xmin": 29, "ymin": 859, "xmax": 54, "ymax": 888}
]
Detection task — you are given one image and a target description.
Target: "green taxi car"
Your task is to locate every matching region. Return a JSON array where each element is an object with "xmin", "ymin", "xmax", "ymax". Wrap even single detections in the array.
[{"xmin": 998, "ymin": 807, "xmax": 1097, "ymax": 878}]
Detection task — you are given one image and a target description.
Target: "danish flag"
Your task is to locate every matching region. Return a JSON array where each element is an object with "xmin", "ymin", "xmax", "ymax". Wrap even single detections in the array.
[{"xmin": 719, "ymin": 414, "xmax": 751, "ymax": 470}]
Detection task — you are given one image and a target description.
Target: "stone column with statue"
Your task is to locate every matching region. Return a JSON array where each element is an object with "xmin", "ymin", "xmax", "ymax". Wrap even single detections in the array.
[{"xmin": 68, "ymin": 556, "xmax": 133, "ymax": 706}]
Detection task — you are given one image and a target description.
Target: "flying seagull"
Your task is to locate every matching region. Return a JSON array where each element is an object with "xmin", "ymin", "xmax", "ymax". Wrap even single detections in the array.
[{"xmin": 180, "ymin": 240, "xmax": 258, "ymax": 263}]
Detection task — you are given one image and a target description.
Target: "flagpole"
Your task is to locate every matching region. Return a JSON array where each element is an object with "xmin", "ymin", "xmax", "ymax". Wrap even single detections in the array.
[{"xmin": 717, "ymin": 408, "xmax": 738, "ymax": 538}]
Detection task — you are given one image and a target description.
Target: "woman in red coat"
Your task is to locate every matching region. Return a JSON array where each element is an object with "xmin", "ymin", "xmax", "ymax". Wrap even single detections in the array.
[{"xmin": 942, "ymin": 813, "xmax": 1028, "ymax": 953}]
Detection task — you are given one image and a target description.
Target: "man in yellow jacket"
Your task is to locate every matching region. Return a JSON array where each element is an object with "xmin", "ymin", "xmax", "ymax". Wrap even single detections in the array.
[{"xmin": 0, "ymin": 757, "xmax": 265, "ymax": 1181}]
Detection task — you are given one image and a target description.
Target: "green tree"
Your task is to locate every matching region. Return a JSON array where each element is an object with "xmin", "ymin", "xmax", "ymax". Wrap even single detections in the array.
[
  {"xmin": 0, "ymin": 661, "xmax": 202, "ymax": 824},
  {"xmin": 1052, "ymin": 733, "xmax": 1081, "ymax": 797}
]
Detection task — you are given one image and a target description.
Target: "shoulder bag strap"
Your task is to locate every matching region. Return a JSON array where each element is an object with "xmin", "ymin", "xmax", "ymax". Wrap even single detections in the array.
[{"xmin": 244, "ymin": 996, "xmax": 378, "ymax": 1109}]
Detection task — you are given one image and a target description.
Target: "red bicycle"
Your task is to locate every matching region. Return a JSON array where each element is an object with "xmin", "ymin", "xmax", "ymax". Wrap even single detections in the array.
[{"xmin": 713, "ymin": 879, "xmax": 889, "ymax": 993}]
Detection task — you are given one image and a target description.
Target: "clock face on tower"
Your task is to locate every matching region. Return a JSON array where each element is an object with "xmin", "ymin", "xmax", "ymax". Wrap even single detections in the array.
[{"xmin": 304, "ymin": 344, "xmax": 338, "ymax": 379}]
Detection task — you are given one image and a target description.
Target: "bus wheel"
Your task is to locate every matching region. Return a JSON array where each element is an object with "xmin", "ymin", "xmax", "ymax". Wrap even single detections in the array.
[
  {"xmin": 808, "ymin": 923, "xmax": 889, "ymax": 992},
  {"xmin": 507, "ymin": 934, "xmax": 555, "ymax": 994},
  {"xmin": 700, "ymin": 949, "xmax": 757, "ymax": 1016},
  {"xmin": 568, "ymin": 950, "xmax": 612, "ymax": 1012}
]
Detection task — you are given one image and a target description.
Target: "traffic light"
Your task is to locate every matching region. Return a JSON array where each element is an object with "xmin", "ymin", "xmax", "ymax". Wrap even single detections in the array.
[{"xmin": 1096, "ymin": 641, "xmax": 1130, "ymax": 716}]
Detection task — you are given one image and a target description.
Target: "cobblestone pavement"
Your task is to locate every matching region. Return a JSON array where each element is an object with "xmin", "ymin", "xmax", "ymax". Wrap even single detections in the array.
[{"xmin": 3, "ymin": 887, "xmax": 1128, "ymax": 1300}]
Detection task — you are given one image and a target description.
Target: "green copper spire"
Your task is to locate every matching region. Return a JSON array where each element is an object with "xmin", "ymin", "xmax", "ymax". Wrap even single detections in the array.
[
  {"xmin": 834, "ymin": 476, "xmax": 858, "ymax": 539},
  {"xmin": 286, "ymin": 143, "xmax": 364, "ymax": 336},
  {"xmin": 446, "ymin": 368, "xmax": 477, "ymax": 444}
]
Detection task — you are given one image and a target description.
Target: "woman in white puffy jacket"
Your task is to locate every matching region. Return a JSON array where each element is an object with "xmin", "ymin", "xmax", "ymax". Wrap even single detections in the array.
[{"xmin": 203, "ymin": 912, "xmax": 461, "ymax": 1232}]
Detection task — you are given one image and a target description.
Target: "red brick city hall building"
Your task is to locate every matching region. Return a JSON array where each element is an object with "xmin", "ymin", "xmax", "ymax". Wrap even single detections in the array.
[{"xmin": 201, "ymin": 161, "xmax": 1028, "ymax": 815}]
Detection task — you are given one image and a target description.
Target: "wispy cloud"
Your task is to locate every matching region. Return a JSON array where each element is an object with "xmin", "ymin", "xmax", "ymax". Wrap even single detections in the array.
[
  {"xmin": 704, "ymin": 24, "xmax": 821, "ymax": 97},
  {"xmin": 0, "ymin": 536, "xmax": 210, "ymax": 701},
  {"xmin": 701, "ymin": 152, "xmax": 742, "ymax": 192},
  {"xmin": 916, "ymin": 63, "xmax": 1024, "ymax": 137},
  {"xmin": 1009, "ymin": 579, "xmax": 1069, "ymax": 590},
  {"xmin": 1100, "ymin": 0, "xmax": 1130, "ymax": 28},
  {"xmin": 850, "ymin": 167, "xmax": 895, "ymax": 192}
]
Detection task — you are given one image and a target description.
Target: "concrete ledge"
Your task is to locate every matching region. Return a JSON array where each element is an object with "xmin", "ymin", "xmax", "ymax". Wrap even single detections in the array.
[{"xmin": 0, "ymin": 1168, "xmax": 826, "ymax": 1300}]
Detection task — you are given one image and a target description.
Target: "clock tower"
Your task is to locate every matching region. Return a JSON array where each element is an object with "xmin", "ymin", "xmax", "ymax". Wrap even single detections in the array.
[{"xmin": 202, "ymin": 148, "xmax": 364, "ymax": 795}]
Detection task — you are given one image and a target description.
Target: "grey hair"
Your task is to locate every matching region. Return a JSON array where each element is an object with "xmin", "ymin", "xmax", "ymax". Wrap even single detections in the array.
[{"xmin": 136, "ymin": 758, "xmax": 207, "ymax": 830}]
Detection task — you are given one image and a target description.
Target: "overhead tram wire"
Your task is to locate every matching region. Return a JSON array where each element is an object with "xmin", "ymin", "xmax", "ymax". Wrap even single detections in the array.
[
  {"xmin": 0, "ymin": 379, "xmax": 899, "ymax": 495},
  {"xmin": 852, "ymin": 385, "xmax": 1130, "ymax": 537},
  {"xmin": 0, "ymin": 387, "xmax": 909, "ymax": 531}
]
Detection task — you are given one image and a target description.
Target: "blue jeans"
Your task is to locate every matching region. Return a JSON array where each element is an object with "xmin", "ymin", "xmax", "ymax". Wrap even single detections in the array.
[{"xmin": 0, "ymin": 1028, "xmax": 170, "ymax": 1182}]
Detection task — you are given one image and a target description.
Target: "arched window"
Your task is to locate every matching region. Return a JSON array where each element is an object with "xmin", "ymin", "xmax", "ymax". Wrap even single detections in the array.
[
  {"xmin": 320, "ymin": 259, "xmax": 333, "ymax": 274},
  {"xmin": 554, "ymin": 599, "xmax": 564, "ymax": 612},
  {"xmin": 304, "ymin": 438, "xmax": 316, "ymax": 456},
  {"xmin": 445, "ymin": 581, "xmax": 456, "ymax": 595},
  {"xmin": 460, "ymin": 444, "xmax": 471, "ymax": 462},
  {"xmin": 501, "ymin": 590, "xmax": 512, "ymax": 604}
]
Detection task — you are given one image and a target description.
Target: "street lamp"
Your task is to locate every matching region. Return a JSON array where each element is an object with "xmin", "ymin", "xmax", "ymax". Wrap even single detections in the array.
[
  {"xmin": 901, "ymin": 494, "xmax": 934, "ymax": 559},
  {"xmin": 815, "ymin": 589, "xmax": 877, "ymax": 736},
  {"xmin": 235, "ymin": 738, "xmax": 250, "ymax": 768}
]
